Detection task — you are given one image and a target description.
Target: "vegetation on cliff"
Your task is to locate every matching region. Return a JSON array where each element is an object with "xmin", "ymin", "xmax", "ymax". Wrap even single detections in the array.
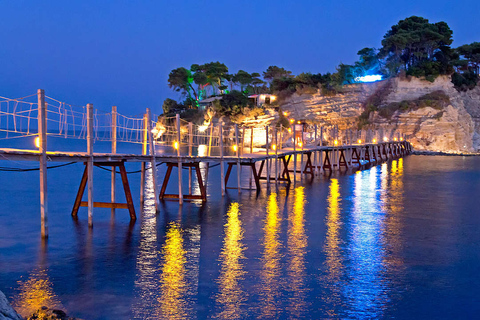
[
  {"xmin": 359, "ymin": 89, "xmax": 450, "ymax": 127},
  {"xmin": 162, "ymin": 16, "xmax": 478, "ymax": 125}
]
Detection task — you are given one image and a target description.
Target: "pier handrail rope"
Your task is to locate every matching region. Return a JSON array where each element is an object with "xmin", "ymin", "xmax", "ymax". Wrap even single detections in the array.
[{"xmin": 1, "ymin": 91, "xmax": 409, "ymax": 153}]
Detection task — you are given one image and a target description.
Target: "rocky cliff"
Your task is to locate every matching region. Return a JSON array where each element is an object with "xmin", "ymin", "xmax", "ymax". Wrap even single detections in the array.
[{"xmin": 280, "ymin": 76, "xmax": 480, "ymax": 153}]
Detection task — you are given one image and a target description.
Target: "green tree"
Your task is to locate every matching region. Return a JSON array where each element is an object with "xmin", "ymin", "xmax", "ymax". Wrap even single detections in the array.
[
  {"xmin": 250, "ymin": 73, "xmax": 265, "ymax": 94},
  {"xmin": 263, "ymin": 66, "xmax": 293, "ymax": 81},
  {"xmin": 355, "ymin": 47, "xmax": 381, "ymax": 75},
  {"xmin": 162, "ymin": 98, "xmax": 179, "ymax": 114},
  {"xmin": 213, "ymin": 90, "xmax": 251, "ymax": 116},
  {"xmin": 167, "ymin": 67, "xmax": 198, "ymax": 100},
  {"xmin": 456, "ymin": 42, "xmax": 480, "ymax": 74},
  {"xmin": 191, "ymin": 64, "xmax": 209, "ymax": 100},
  {"xmin": 379, "ymin": 16, "xmax": 454, "ymax": 78},
  {"xmin": 193, "ymin": 62, "xmax": 229, "ymax": 97},
  {"xmin": 233, "ymin": 70, "xmax": 253, "ymax": 92}
]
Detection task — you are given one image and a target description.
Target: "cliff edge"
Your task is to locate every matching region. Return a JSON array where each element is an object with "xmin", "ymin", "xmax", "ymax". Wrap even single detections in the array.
[{"xmin": 280, "ymin": 76, "xmax": 480, "ymax": 153}]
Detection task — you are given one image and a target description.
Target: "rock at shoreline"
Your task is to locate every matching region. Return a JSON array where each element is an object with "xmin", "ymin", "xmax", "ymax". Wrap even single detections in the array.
[
  {"xmin": 0, "ymin": 290, "xmax": 22, "ymax": 320},
  {"xmin": 26, "ymin": 306, "xmax": 78, "ymax": 320}
]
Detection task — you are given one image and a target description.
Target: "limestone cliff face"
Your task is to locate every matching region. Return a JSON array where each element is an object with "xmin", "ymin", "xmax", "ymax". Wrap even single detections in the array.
[{"xmin": 280, "ymin": 76, "xmax": 480, "ymax": 153}]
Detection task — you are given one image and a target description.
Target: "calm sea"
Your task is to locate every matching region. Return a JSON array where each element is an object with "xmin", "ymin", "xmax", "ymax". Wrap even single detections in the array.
[{"xmin": 1, "ymin": 138, "xmax": 480, "ymax": 319}]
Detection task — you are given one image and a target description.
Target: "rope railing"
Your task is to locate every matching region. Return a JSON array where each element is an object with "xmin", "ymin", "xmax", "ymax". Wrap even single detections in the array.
[{"xmin": 0, "ymin": 91, "xmax": 409, "ymax": 156}]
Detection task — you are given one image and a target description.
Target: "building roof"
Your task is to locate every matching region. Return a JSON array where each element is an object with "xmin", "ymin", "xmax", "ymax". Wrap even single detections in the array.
[{"xmin": 198, "ymin": 96, "xmax": 222, "ymax": 104}]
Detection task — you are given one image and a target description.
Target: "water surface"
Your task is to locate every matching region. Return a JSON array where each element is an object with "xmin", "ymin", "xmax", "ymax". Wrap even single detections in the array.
[{"xmin": 1, "ymin": 140, "xmax": 480, "ymax": 319}]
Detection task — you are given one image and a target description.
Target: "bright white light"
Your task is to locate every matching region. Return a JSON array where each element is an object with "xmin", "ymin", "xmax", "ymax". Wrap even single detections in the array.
[{"xmin": 355, "ymin": 75, "xmax": 382, "ymax": 83}]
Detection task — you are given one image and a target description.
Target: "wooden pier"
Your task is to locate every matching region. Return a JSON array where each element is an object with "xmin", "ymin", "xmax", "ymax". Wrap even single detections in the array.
[{"xmin": 0, "ymin": 90, "xmax": 412, "ymax": 238}]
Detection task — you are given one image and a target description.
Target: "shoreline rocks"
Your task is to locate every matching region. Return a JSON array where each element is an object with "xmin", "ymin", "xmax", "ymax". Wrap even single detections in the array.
[{"xmin": 0, "ymin": 291, "xmax": 22, "ymax": 320}]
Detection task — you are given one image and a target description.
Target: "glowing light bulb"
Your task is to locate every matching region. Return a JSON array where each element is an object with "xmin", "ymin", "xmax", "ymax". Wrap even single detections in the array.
[
  {"xmin": 400, "ymin": 137, "xmax": 404, "ymax": 141},
  {"xmin": 289, "ymin": 119, "xmax": 294, "ymax": 124},
  {"xmin": 173, "ymin": 141, "xmax": 179, "ymax": 150},
  {"xmin": 372, "ymin": 139, "xmax": 377, "ymax": 143},
  {"xmin": 283, "ymin": 112, "xmax": 288, "ymax": 116},
  {"xmin": 334, "ymin": 140, "xmax": 339, "ymax": 146},
  {"xmin": 233, "ymin": 145, "xmax": 237, "ymax": 152},
  {"xmin": 297, "ymin": 121, "xmax": 301, "ymax": 124},
  {"xmin": 35, "ymin": 137, "xmax": 40, "ymax": 148},
  {"xmin": 383, "ymin": 137, "xmax": 388, "ymax": 142},
  {"xmin": 272, "ymin": 144, "xmax": 276, "ymax": 151},
  {"xmin": 394, "ymin": 137, "xmax": 397, "ymax": 141},
  {"xmin": 357, "ymin": 139, "xmax": 362, "ymax": 144},
  {"xmin": 288, "ymin": 128, "xmax": 292, "ymax": 133},
  {"xmin": 298, "ymin": 142, "xmax": 303, "ymax": 148}
]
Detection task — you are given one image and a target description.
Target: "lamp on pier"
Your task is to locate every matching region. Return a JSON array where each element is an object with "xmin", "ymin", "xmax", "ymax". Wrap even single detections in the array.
[
  {"xmin": 173, "ymin": 141, "xmax": 179, "ymax": 150},
  {"xmin": 357, "ymin": 139, "xmax": 362, "ymax": 144},
  {"xmin": 372, "ymin": 138, "xmax": 377, "ymax": 143},
  {"xmin": 232, "ymin": 145, "xmax": 238, "ymax": 152},
  {"xmin": 334, "ymin": 140, "xmax": 339, "ymax": 146},
  {"xmin": 35, "ymin": 137, "xmax": 41, "ymax": 148}
]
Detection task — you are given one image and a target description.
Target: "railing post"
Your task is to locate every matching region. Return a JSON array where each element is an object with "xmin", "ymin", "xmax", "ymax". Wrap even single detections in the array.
[
  {"xmin": 266, "ymin": 125, "xmax": 270, "ymax": 187},
  {"xmin": 250, "ymin": 126, "xmax": 254, "ymax": 189},
  {"xmin": 87, "ymin": 103, "xmax": 94, "ymax": 228},
  {"xmin": 188, "ymin": 122, "xmax": 193, "ymax": 195},
  {"xmin": 147, "ymin": 108, "xmax": 159, "ymax": 212},
  {"xmin": 319, "ymin": 126, "xmax": 323, "ymax": 173},
  {"xmin": 314, "ymin": 124, "xmax": 318, "ymax": 175},
  {"xmin": 219, "ymin": 122, "xmax": 225, "ymax": 196},
  {"xmin": 274, "ymin": 126, "xmax": 278, "ymax": 184},
  {"xmin": 111, "ymin": 106, "xmax": 117, "ymax": 215},
  {"xmin": 140, "ymin": 112, "xmax": 147, "ymax": 206},
  {"xmin": 235, "ymin": 124, "xmax": 240, "ymax": 193},
  {"xmin": 37, "ymin": 89, "xmax": 48, "ymax": 238},
  {"xmin": 293, "ymin": 123, "xmax": 297, "ymax": 183},
  {"xmin": 176, "ymin": 114, "xmax": 183, "ymax": 204}
]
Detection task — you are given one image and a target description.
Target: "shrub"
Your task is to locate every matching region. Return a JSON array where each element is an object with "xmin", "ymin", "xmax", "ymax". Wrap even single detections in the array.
[
  {"xmin": 452, "ymin": 71, "xmax": 479, "ymax": 91},
  {"xmin": 377, "ymin": 90, "xmax": 450, "ymax": 119}
]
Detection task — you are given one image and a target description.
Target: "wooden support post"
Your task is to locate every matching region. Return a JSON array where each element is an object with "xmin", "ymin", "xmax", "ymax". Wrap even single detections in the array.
[
  {"xmin": 188, "ymin": 122, "xmax": 193, "ymax": 195},
  {"xmin": 274, "ymin": 126, "xmax": 278, "ymax": 184},
  {"xmin": 235, "ymin": 124, "xmax": 240, "ymax": 193},
  {"xmin": 266, "ymin": 125, "xmax": 270, "ymax": 187},
  {"xmin": 280, "ymin": 125, "xmax": 283, "ymax": 149},
  {"xmin": 176, "ymin": 114, "xmax": 183, "ymax": 204},
  {"xmin": 314, "ymin": 124, "xmax": 318, "ymax": 175},
  {"xmin": 300, "ymin": 123, "xmax": 304, "ymax": 175},
  {"xmin": 119, "ymin": 163, "xmax": 136, "ymax": 220},
  {"xmin": 111, "ymin": 106, "xmax": 117, "ymax": 215},
  {"xmin": 219, "ymin": 122, "xmax": 225, "ymax": 196},
  {"xmin": 208, "ymin": 121, "xmax": 213, "ymax": 156},
  {"xmin": 250, "ymin": 126, "xmax": 254, "ymax": 189},
  {"xmin": 87, "ymin": 103, "xmax": 94, "ymax": 228},
  {"xmin": 147, "ymin": 108, "xmax": 159, "ymax": 212},
  {"xmin": 38, "ymin": 89, "xmax": 48, "ymax": 238},
  {"xmin": 293, "ymin": 123, "xmax": 297, "ymax": 182},
  {"xmin": 140, "ymin": 112, "xmax": 147, "ymax": 206}
]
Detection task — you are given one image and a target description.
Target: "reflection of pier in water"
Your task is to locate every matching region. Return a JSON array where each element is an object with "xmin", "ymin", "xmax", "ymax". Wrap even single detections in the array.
[
  {"xmin": 257, "ymin": 192, "xmax": 284, "ymax": 318},
  {"xmin": 286, "ymin": 187, "xmax": 309, "ymax": 318},
  {"xmin": 214, "ymin": 203, "xmax": 247, "ymax": 319}
]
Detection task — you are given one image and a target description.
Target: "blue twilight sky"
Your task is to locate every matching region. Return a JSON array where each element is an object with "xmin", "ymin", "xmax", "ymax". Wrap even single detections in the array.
[{"xmin": 0, "ymin": 0, "xmax": 479, "ymax": 114}]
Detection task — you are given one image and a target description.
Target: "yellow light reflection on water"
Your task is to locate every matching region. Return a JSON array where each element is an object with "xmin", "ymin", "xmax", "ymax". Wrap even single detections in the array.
[
  {"xmin": 382, "ymin": 158, "xmax": 405, "ymax": 268},
  {"xmin": 287, "ymin": 186, "xmax": 308, "ymax": 318},
  {"xmin": 13, "ymin": 269, "xmax": 62, "ymax": 317},
  {"xmin": 258, "ymin": 192, "xmax": 283, "ymax": 318},
  {"xmin": 132, "ymin": 165, "xmax": 162, "ymax": 319},
  {"xmin": 157, "ymin": 222, "xmax": 189, "ymax": 319},
  {"xmin": 215, "ymin": 202, "xmax": 246, "ymax": 319},
  {"xmin": 323, "ymin": 179, "xmax": 342, "ymax": 317}
]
